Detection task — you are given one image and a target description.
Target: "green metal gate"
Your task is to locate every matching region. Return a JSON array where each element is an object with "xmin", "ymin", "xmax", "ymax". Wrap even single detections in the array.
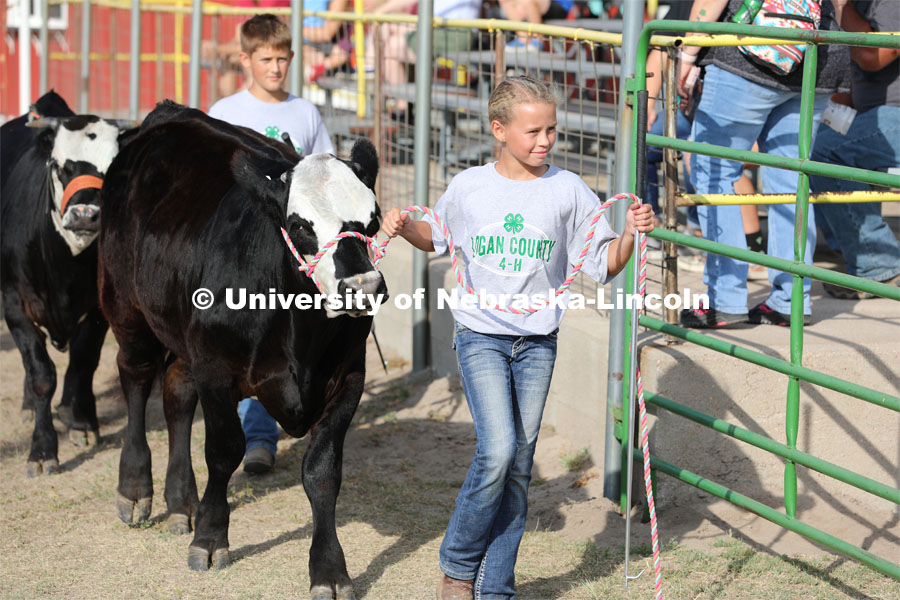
[{"xmin": 617, "ymin": 20, "xmax": 900, "ymax": 580}]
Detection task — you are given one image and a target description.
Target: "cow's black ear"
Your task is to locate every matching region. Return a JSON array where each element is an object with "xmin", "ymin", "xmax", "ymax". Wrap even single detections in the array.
[
  {"xmin": 28, "ymin": 118, "xmax": 62, "ymax": 158},
  {"xmin": 231, "ymin": 150, "xmax": 285, "ymax": 205},
  {"xmin": 349, "ymin": 138, "xmax": 379, "ymax": 191}
]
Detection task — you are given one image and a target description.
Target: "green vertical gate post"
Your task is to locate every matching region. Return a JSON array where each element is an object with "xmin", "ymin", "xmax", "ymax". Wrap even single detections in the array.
[{"xmin": 784, "ymin": 43, "xmax": 818, "ymax": 520}]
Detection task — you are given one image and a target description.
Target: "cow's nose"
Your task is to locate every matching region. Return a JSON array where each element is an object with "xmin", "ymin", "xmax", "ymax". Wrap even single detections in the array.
[
  {"xmin": 336, "ymin": 272, "xmax": 389, "ymax": 312},
  {"xmin": 343, "ymin": 271, "xmax": 387, "ymax": 299},
  {"xmin": 62, "ymin": 204, "xmax": 101, "ymax": 232}
]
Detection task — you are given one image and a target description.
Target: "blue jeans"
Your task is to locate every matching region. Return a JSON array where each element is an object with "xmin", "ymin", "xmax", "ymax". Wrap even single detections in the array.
[
  {"xmin": 440, "ymin": 323, "xmax": 557, "ymax": 599},
  {"xmin": 237, "ymin": 398, "xmax": 279, "ymax": 455},
  {"xmin": 690, "ymin": 65, "xmax": 828, "ymax": 315},
  {"xmin": 810, "ymin": 105, "xmax": 900, "ymax": 282}
]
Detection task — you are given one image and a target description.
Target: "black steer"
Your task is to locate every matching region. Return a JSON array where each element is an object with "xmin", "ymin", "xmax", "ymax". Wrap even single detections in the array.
[
  {"xmin": 98, "ymin": 103, "xmax": 385, "ymax": 600},
  {"xmin": 0, "ymin": 92, "xmax": 136, "ymax": 476}
]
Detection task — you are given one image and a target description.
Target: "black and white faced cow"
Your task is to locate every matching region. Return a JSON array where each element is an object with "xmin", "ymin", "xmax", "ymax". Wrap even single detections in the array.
[
  {"xmin": 0, "ymin": 94, "xmax": 136, "ymax": 476},
  {"xmin": 98, "ymin": 103, "xmax": 384, "ymax": 600}
]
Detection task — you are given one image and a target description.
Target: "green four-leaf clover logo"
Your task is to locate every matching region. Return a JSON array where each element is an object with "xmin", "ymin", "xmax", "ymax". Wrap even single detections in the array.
[
  {"xmin": 504, "ymin": 213, "xmax": 524, "ymax": 234},
  {"xmin": 264, "ymin": 125, "xmax": 281, "ymax": 138}
]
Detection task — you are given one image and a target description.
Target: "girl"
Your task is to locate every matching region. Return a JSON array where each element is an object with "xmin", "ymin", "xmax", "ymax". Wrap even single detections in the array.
[{"xmin": 382, "ymin": 75, "xmax": 654, "ymax": 600}]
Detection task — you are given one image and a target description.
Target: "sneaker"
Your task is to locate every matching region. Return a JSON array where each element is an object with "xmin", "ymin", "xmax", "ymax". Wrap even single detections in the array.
[
  {"xmin": 748, "ymin": 302, "xmax": 810, "ymax": 327},
  {"xmin": 823, "ymin": 273, "xmax": 900, "ymax": 300},
  {"xmin": 680, "ymin": 307, "xmax": 748, "ymax": 329},
  {"xmin": 243, "ymin": 447, "xmax": 275, "ymax": 475},
  {"xmin": 436, "ymin": 574, "xmax": 474, "ymax": 600}
]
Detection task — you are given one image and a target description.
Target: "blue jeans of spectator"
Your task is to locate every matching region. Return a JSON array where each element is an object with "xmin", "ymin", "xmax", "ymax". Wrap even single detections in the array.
[
  {"xmin": 237, "ymin": 398, "xmax": 279, "ymax": 455},
  {"xmin": 645, "ymin": 106, "xmax": 695, "ymax": 214},
  {"xmin": 810, "ymin": 105, "xmax": 900, "ymax": 282},
  {"xmin": 439, "ymin": 323, "xmax": 557, "ymax": 599},
  {"xmin": 690, "ymin": 65, "xmax": 828, "ymax": 315}
]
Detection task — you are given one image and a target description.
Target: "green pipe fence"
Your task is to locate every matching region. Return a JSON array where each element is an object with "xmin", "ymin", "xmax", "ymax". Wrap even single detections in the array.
[
  {"xmin": 639, "ymin": 315, "xmax": 900, "ymax": 412},
  {"xmin": 617, "ymin": 20, "xmax": 900, "ymax": 580},
  {"xmin": 635, "ymin": 447, "xmax": 900, "ymax": 581}
]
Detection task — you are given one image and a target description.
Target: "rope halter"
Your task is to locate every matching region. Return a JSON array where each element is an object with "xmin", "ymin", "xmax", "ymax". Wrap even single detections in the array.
[
  {"xmin": 280, "ymin": 228, "xmax": 386, "ymax": 294},
  {"xmin": 59, "ymin": 175, "xmax": 104, "ymax": 216}
]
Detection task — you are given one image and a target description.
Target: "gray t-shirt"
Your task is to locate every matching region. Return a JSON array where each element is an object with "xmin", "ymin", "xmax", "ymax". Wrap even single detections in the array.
[
  {"xmin": 851, "ymin": 0, "xmax": 900, "ymax": 112},
  {"xmin": 208, "ymin": 90, "xmax": 334, "ymax": 157},
  {"xmin": 423, "ymin": 163, "xmax": 618, "ymax": 336}
]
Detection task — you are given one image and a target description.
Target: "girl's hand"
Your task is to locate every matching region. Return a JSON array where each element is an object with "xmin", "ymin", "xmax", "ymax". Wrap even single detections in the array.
[
  {"xmin": 626, "ymin": 202, "xmax": 655, "ymax": 234},
  {"xmin": 382, "ymin": 207, "xmax": 410, "ymax": 238}
]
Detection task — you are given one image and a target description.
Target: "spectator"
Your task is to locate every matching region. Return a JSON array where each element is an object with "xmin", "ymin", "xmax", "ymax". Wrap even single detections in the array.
[
  {"xmin": 208, "ymin": 13, "xmax": 335, "ymax": 473},
  {"xmin": 369, "ymin": 0, "xmax": 482, "ymax": 118},
  {"xmin": 644, "ymin": 2, "xmax": 764, "ymax": 278},
  {"xmin": 499, "ymin": 0, "xmax": 573, "ymax": 50},
  {"xmin": 302, "ymin": 0, "xmax": 354, "ymax": 83},
  {"xmin": 677, "ymin": 0, "xmax": 849, "ymax": 328},
  {"xmin": 810, "ymin": 0, "xmax": 900, "ymax": 298}
]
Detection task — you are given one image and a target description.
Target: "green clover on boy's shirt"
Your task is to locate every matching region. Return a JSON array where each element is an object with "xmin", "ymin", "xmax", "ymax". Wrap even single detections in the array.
[{"xmin": 263, "ymin": 125, "xmax": 302, "ymax": 155}]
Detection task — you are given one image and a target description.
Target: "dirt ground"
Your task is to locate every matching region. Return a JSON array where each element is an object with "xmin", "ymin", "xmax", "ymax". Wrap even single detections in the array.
[{"xmin": 1, "ymin": 323, "xmax": 896, "ymax": 599}]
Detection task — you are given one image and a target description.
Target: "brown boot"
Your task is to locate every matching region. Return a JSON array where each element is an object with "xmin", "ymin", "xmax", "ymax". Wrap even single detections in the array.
[{"xmin": 436, "ymin": 574, "xmax": 474, "ymax": 600}]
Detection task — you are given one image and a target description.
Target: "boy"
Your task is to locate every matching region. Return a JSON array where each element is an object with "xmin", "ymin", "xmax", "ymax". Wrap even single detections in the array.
[
  {"xmin": 209, "ymin": 13, "xmax": 334, "ymax": 158},
  {"xmin": 209, "ymin": 13, "xmax": 334, "ymax": 474}
]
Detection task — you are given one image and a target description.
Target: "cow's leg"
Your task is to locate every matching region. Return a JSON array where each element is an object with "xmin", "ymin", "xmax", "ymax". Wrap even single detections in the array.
[
  {"xmin": 114, "ymin": 328, "xmax": 163, "ymax": 525},
  {"xmin": 304, "ymin": 370, "xmax": 364, "ymax": 600},
  {"xmin": 188, "ymin": 370, "xmax": 243, "ymax": 571},
  {"xmin": 163, "ymin": 358, "xmax": 200, "ymax": 535},
  {"xmin": 58, "ymin": 308, "xmax": 108, "ymax": 447},
  {"xmin": 3, "ymin": 289, "xmax": 60, "ymax": 476}
]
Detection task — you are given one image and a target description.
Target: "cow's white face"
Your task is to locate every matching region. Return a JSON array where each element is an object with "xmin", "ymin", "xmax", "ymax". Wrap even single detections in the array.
[
  {"xmin": 285, "ymin": 152, "xmax": 385, "ymax": 318},
  {"xmin": 35, "ymin": 116, "xmax": 126, "ymax": 255}
]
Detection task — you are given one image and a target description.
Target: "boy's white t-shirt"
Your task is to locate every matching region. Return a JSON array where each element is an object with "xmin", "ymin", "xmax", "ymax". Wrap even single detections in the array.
[
  {"xmin": 423, "ymin": 162, "xmax": 618, "ymax": 336},
  {"xmin": 208, "ymin": 90, "xmax": 334, "ymax": 157}
]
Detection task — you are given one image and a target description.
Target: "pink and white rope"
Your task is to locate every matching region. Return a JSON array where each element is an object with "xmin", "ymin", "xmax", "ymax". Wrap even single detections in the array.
[
  {"xmin": 282, "ymin": 193, "xmax": 646, "ymax": 312},
  {"xmin": 280, "ymin": 194, "xmax": 662, "ymax": 597},
  {"xmin": 636, "ymin": 369, "xmax": 662, "ymax": 599}
]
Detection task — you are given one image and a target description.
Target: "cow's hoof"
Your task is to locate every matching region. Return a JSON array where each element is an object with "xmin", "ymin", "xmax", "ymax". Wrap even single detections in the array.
[
  {"xmin": 116, "ymin": 491, "xmax": 152, "ymax": 525},
  {"xmin": 310, "ymin": 585, "xmax": 333, "ymax": 600},
  {"xmin": 336, "ymin": 586, "xmax": 357, "ymax": 600},
  {"xmin": 188, "ymin": 546, "xmax": 228, "ymax": 571},
  {"xmin": 26, "ymin": 458, "xmax": 60, "ymax": 477},
  {"xmin": 69, "ymin": 428, "xmax": 100, "ymax": 448},
  {"xmin": 310, "ymin": 584, "xmax": 355, "ymax": 600},
  {"xmin": 166, "ymin": 513, "xmax": 192, "ymax": 535}
]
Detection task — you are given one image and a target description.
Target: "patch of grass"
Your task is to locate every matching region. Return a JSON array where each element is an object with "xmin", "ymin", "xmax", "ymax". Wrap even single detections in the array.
[
  {"xmin": 426, "ymin": 409, "xmax": 448, "ymax": 422},
  {"xmin": 515, "ymin": 534, "xmax": 899, "ymax": 600},
  {"xmin": 561, "ymin": 447, "xmax": 590, "ymax": 472}
]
